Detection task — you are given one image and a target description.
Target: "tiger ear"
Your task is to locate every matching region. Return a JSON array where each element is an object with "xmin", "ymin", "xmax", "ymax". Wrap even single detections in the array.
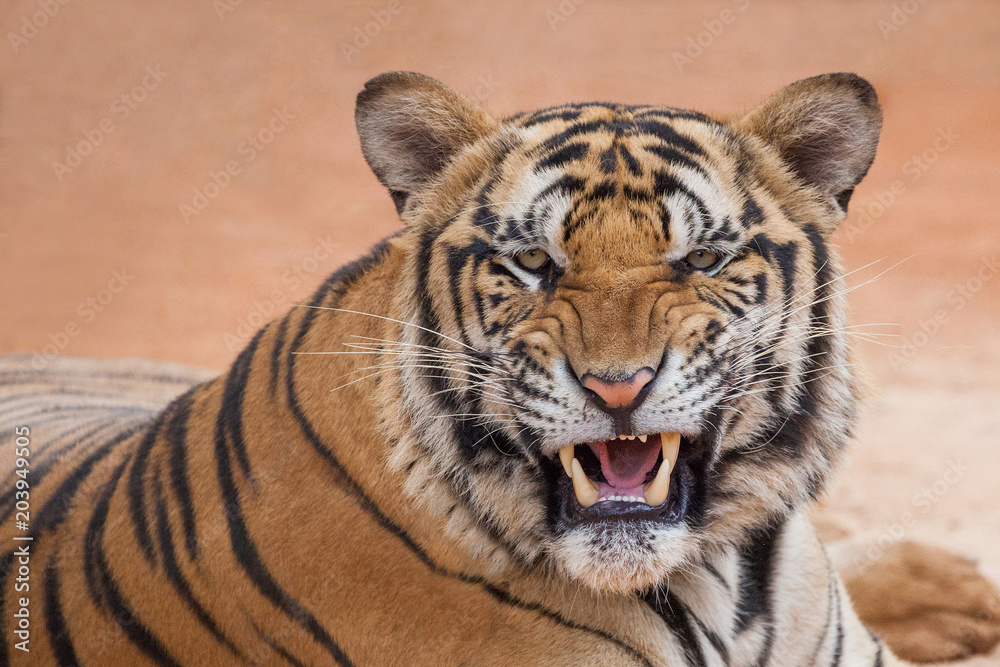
[
  {"xmin": 736, "ymin": 73, "xmax": 883, "ymax": 218},
  {"xmin": 355, "ymin": 72, "xmax": 497, "ymax": 215}
]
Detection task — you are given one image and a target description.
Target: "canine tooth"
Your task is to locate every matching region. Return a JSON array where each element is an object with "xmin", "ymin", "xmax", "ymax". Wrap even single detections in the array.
[
  {"xmin": 638, "ymin": 434, "xmax": 647, "ymax": 443},
  {"xmin": 661, "ymin": 432, "xmax": 681, "ymax": 471},
  {"xmin": 571, "ymin": 458, "xmax": 599, "ymax": 508},
  {"xmin": 559, "ymin": 445, "xmax": 574, "ymax": 478},
  {"xmin": 643, "ymin": 456, "xmax": 672, "ymax": 506},
  {"xmin": 643, "ymin": 432, "xmax": 681, "ymax": 507}
]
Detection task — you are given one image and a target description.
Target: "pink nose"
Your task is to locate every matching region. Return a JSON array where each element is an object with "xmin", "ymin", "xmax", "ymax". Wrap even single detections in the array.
[{"xmin": 581, "ymin": 368, "xmax": 655, "ymax": 409}]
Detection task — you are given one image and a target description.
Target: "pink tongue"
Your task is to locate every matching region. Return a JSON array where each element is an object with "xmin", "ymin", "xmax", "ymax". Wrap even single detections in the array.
[{"xmin": 588, "ymin": 438, "xmax": 661, "ymax": 490}]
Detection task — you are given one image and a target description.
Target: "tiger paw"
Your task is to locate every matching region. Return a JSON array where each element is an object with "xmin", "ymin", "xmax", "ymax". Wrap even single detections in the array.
[{"xmin": 841, "ymin": 540, "xmax": 1000, "ymax": 663}]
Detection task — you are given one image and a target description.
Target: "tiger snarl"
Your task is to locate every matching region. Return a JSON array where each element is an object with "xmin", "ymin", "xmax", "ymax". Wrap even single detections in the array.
[{"xmin": 1, "ymin": 72, "xmax": 998, "ymax": 666}]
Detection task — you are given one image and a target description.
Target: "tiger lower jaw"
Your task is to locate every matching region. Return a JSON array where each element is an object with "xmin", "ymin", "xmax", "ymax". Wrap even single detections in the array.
[{"xmin": 546, "ymin": 431, "xmax": 707, "ymax": 592}]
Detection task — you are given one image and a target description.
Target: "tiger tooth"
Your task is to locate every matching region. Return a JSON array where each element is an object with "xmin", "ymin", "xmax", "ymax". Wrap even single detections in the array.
[
  {"xmin": 661, "ymin": 432, "xmax": 681, "ymax": 471},
  {"xmin": 559, "ymin": 445, "xmax": 574, "ymax": 478},
  {"xmin": 643, "ymin": 432, "xmax": 681, "ymax": 507},
  {"xmin": 643, "ymin": 454, "xmax": 672, "ymax": 507},
  {"xmin": 571, "ymin": 458, "xmax": 599, "ymax": 508},
  {"xmin": 637, "ymin": 434, "xmax": 647, "ymax": 443}
]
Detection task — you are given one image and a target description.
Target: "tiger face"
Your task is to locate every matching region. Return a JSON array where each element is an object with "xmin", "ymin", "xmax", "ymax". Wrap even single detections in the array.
[{"xmin": 357, "ymin": 72, "xmax": 881, "ymax": 593}]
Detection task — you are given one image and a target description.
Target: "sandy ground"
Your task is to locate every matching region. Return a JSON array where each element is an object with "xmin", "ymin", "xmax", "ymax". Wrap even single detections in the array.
[{"xmin": 1, "ymin": 0, "xmax": 998, "ymax": 662}]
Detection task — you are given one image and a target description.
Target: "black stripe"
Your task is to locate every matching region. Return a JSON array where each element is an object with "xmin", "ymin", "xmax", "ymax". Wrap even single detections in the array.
[
  {"xmin": 31, "ymin": 425, "xmax": 142, "ymax": 535},
  {"xmin": 632, "ymin": 119, "xmax": 704, "ymax": 155},
  {"xmin": 217, "ymin": 331, "xmax": 352, "ymax": 666},
  {"xmin": 703, "ymin": 560, "xmax": 731, "ymax": 593},
  {"xmin": 0, "ymin": 419, "xmax": 120, "ymax": 522},
  {"xmin": 128, "ymin": 410, "xmax": 169, "ymax": 567},
  {"xmin": 84, "ymin": 456, "xmax": 183, "ymax": 667},
  {"xmin": 869, "ymin": 630, "xmax": 884, "ymax": 667},
  {"xmin": 220, "ymin": 344, "xmax": 256, "ymax": 485},
  {"xmin": 644, "ymin": 143, "xmax": 706, "ymax": 175},
  {"xmin": 691, "ymin": 611, "xmax": 730, "ymax": 666},
  {"xmin": 735, "ymin": 519, "xmax": 783, "ymax": 635},
  {"xmin": 644, "ymin": 588, "xmax": 708, "ymax": 666},
  {"xmin": 166, "ymin": 391, "xmax": 199, "ymax": 560},
  {"xmin": 0, "ymin": 552, "xmax": 12, "ymax": 666},
  {"xmin": 252, "ymin": 621, "xmax": 306, "ymax": 667},
  {"xmin": 809, "ymin": 560, "xmax": 837, "ymax": 664},
  {"xmin": 270, "ymin": 315, "xmax": 290, "ymax": 400},
  {"xmin": 151, "ymin": 466, "xmax": 246, "ymax": 660},
  {"xmin": 830, "ymin": 577, "xmax": 844, "ymax": 666},
  {"xmin": 537, "ymin": 141, "xmax": 590, "ymax": 171},
  {"xmin": 44, "ymin": 559, "xmax": 81, "ymax": 666}
]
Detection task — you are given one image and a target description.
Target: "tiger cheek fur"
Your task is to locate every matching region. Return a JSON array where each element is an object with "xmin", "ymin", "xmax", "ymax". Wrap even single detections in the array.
[{"xmin": 355, "ymin": 72, "xmax": 881, "ymax": 594}]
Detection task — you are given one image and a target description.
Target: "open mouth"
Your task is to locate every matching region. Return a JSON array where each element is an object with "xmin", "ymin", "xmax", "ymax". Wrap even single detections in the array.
[{"xmin": 552, "ymin": 432, "xmax": 705, "ymax": 527}]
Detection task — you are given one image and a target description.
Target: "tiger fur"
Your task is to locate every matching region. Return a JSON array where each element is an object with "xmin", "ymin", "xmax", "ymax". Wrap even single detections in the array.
[{"xmin": 1, "ymin": 72, "xmax": 999, "ymax": 666}]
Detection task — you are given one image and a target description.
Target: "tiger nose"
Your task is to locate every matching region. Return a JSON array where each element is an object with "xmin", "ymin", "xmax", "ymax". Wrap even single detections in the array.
[{"xmin": 580, "ymin": 368, "xmax": 655, "ymax": 412}]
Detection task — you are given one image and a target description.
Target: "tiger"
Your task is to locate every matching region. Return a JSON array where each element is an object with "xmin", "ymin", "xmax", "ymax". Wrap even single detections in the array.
[{"xmin": 1, "ymin": 71, "xmax": 999, "ymax": 666}]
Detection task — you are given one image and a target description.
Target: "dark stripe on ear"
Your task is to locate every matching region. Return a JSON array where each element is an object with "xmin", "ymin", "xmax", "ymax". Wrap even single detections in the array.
[
  {"xmin": 216, "ymin": 331, "xmax": 353, "ymax": 666},
  {"xmin": 43, "ymin": 559, "xmax": 80, "ymax": 666},
  {"xmin": 151, "ymin": 467, "xmax": 246, "ymax": 660},
  {"xmin": 167, "ymin": 391, "xmax": 200, "ymax": 561},
  {"xmin": 644, "ymin": 588, "xmax": 708, "ymax": 666},
  {"xmin": 85, "ymin": 456, "xmax": 183, "ymax": 667}
]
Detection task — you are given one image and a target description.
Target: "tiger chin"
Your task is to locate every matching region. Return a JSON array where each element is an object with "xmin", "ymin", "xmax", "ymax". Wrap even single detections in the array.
[{"xmin": 3, "ymin": 72, "xmax": 1000, "ymax": 665}]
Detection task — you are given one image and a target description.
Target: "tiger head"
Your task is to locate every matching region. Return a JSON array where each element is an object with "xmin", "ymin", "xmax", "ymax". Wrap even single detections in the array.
[{"xmin": 355, "ymin": 72, "xmax": 881, "ymax": 593}]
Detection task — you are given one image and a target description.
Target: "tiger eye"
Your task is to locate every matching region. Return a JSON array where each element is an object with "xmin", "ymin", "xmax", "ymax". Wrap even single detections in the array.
[
  {"xmin": 686, "ymin": 249, "xmax": 720, "ymax": 270},
  {"xmin": 515, "ymin": 248, "xmax": 551, "ymax": 272}
]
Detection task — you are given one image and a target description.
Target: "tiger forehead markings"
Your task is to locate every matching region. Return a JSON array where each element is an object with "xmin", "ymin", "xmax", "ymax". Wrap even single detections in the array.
[{"xmin": 378, "ymin": 89, "xmax": 859, "ymax": 592}]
